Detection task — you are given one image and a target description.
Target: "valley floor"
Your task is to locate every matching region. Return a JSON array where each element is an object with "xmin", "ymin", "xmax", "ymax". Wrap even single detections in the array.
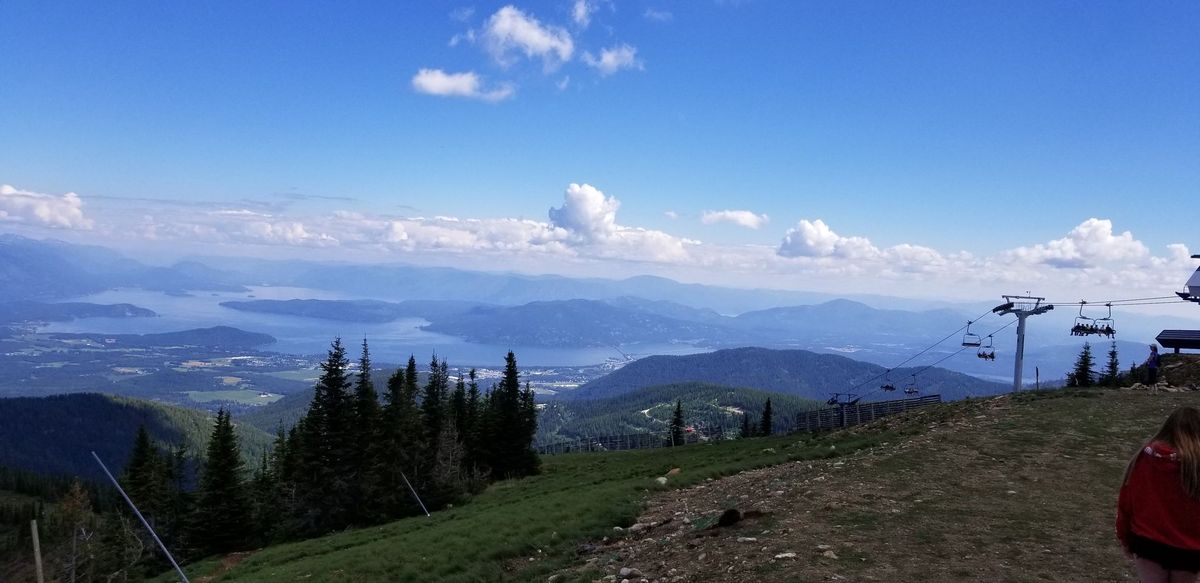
[{"xmin": 558, "ymin": 389, "xmax": 1185, "ymax": 582}]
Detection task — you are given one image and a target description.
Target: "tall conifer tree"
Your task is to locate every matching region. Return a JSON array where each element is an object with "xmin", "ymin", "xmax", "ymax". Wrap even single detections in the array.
[
  {"xmin": 193, "ymin": 409, "xmax": 250, "ymax": 554},
  {"xmin": 760, "ymin": 398, "xmax": 774, "ymax": 436}
]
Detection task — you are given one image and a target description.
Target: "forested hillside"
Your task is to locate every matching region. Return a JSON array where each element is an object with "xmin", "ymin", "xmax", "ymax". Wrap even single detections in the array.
[
  {"xmin": 573, "ymin": 347, "xmax": 1008, "ymax": 402},
  {"xmin": 0, "ymin": 393, "xmax": 272, "ymax": 480},
  {"xmin": 538, "ymin": 382, "xmax": 820, "ymax": 441}
]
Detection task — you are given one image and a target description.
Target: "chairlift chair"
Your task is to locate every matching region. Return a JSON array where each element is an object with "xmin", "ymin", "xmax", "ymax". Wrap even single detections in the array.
[
  {"xmin": 977, "ymin": 335, "xmax": 996, "ymax": 361},
  {"xmin": 904, "ymin": 375, "xmax": 919, "ymax": 395},
  {"xmin": 880, "ymin": 371, "xmax": 896, "ymax": 392},
  {"xmin": 1094, "ymin": 303, "xmax": 1116, "ymax": 339},
  {"xmin": 962, "ymin": 321, "xmax": 982, "ymax": 347},
  {"xmin": 1072, "ymin": 302, "xmax": 1096, "ymax": 336}
]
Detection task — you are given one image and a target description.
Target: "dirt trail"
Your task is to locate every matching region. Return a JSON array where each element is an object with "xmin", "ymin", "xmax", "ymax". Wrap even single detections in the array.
[{"xmin": 557, "ymin": 389, "xmax": 1195, "ymax": 582}]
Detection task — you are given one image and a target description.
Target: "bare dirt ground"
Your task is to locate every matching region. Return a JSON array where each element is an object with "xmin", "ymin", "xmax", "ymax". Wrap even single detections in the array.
[{"xmin": 553, "ymin": 389, "xmax": 1200, "ymax": 583}]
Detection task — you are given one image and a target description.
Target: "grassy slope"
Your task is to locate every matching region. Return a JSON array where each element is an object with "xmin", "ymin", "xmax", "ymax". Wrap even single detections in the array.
[
  {"xmin": 171, "ymin": 386, "xmax": 1198, "ymax": 582},
  {"xmin": 166, "ymin": 433, "xmax": 887, "ymax": 582},
  {"xmin": 552, "ymin": 388, "xmax": 1199, "ymax": 582}
]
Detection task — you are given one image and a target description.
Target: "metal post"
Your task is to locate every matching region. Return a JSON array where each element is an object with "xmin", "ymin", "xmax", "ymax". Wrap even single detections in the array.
[
  {"xmin": 91, "ymin": 452, "xmax": 189, "ymax": 583},
  {"xmin": 31, "ymin": 520, "xmax": 44, "ymax": 583},
  {"xmin": 399, "ymin": 470, "xmax": 431, "ymax": 518},
  {"xmin": 1013, "ymin": 313, "xmax": 1027, "ymax": 393},
  {"xmin": 994, "ymin": 296, "xmax": 1053, "ymax": 394}
]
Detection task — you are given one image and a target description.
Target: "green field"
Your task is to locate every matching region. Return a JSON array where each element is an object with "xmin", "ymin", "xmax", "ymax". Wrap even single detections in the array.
[
  {"xmin": 184, "ymin": 390, "xmax": 282, "ymax": 405},
  {"xmin": 163, "ymin": 430, "xmax": 886, "ymax": 582}
]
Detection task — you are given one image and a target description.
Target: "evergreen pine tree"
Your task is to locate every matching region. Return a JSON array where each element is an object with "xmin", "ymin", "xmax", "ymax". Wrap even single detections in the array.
[
  {"xmin": 1071, "ymin": 342, "xmax": 1097, "ymax": 388},
  {"xmin": 486, "ymin": 352, "xmax": 539, "ymax": 479},
  {"xmin": 669, "ymin": 400, "xmax": 685, "ymax": 446},
  {"xmin": 377, "ymin": 366, "xmax": 424, "ymax": 518},
  {"xmin": 463, "ymin": 369, "xmax": 482, "ymax": 469},
  {"xmin": 760, "ymin": 398, "xmax": 774, "ymax": 436},
  {"xmin": 450, "ymin": 374, "xmax": 468, "ymax": 437},
  {"xmin": 350, "ymin": 338, "xmax": 381, "ymax": 523},
  {"xmin": 294, "ymin": 338, "xmax": 353, "ymax": 534},
  {"xmin": 1102, "ymin": 342, "xmax": 1122, "ymax": 387},
  {"xmin": 192, "ymin": 408, "xmax": 250, "ymax": 554},
  {"xmin": 122, "ymin": 425, "xmax": 168, "ymax": 526}
]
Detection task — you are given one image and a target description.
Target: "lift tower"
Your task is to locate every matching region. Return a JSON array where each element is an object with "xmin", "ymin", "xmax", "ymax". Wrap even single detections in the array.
[{"xmin": 993, "ymin": 295, "xmax": 1054, "ymax": 393}]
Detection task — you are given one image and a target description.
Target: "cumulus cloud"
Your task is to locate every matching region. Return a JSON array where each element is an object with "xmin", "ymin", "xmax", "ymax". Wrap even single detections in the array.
[
  {"xmin": 0, "ymin": 184, "xmax": 94, "ymax": 229},
  {"xmin": 1005, "ymin": 218, "xmax": 1149, "ymax": 269},
  {"xmin": 548, "ymin": 183, "xmax": 620, "ymax": 242},
  {"xmin": 411, "ymin": 68, "xmax": 515, "ymax": 102},
  {"xmin": 583, "ymin": 44, "xmax": 643, "ymax": 76},
  {"xmin": 778, "ymin": 219, "xmax": 877, "ymax": 259},
  {"xmin": 643, "ymin": 8, "xmax": 673, "ymax": 22},
  {"xmin": 482, "ymin": 5, "xmax": 574, "ymax": 70},
  {"xmin": 701, "ymin": 209, "xmax": 769, "ymax": 230}
]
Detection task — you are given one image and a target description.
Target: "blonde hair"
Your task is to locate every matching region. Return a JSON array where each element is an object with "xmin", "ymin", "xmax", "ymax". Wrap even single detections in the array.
[{"xmin": 1127, "ymin": 407, "xmax": 1200, "ymax": 499}]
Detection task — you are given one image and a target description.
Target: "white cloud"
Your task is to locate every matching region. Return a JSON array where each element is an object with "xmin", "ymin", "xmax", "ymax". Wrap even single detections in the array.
[
  {"xmin": 664, "ymin": 210, "xmax": 679, "ymax": 220},
  {"xmin": 411, "ymin": 68, "xmax": 515, "ymax": 102},
  {"xmin": 449, "ymin": 6, "xmax": 475, "ymax": 22},
  {"xmin": 1005, "ymin": 218, "xmax": 1149, "ymax": 268},
  {"xmin": 643, "ymin": 8, "xmax": 673, "ymax": 22},
  {"xmin": 482, "ymin": 5, "xmax": 574, "ymax": 70},
  {"xmin": 701, "ymin": 209, "xmax": 769, "ymax": 230},
  {"xmin": 242, "ymin": 221, "xmax": 337, "ymax": 246},
  {"xmin": 778, "ymin": 219, "xmax": 877, "ymax": 259},
  {"xmin": 548, "ymin": 183, "xmax": 620, "ymax": 242},
  {"xmin": 573, "ymin": 0, "xmax": 597, "ymax": 28},
  {"xmin": 583, "ymin": 43, "xmax": 643, "ymax": 76},
  {"xmin": 0, "ymin": 184, "xmax": 93, "ymax": 229}
]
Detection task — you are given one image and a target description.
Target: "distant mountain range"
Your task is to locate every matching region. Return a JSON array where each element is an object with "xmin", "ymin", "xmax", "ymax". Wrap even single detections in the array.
[
  {"xmin": 0, "ymin": 234, "xmax": 246, "ymax": 301},
  {"xmin": 569, "ymin": 347, "xmax": 1009, "ymax": 402},
  {"xmin": 0, "ymin": 393, "xmax": 272, "ymax": 480}
]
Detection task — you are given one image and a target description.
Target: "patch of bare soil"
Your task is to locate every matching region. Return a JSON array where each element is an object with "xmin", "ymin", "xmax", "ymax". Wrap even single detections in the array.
[{"xmin": 552, "ymin": 390, "xmax": 1192, "ymax": 582}]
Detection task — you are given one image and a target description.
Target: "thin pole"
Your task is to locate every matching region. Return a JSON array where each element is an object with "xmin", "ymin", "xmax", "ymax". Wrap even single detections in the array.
[
  {"xmin": 31, "ymin": 519, "xmax": 44, "ymax": 583},
  {"xmin": 91, "ymin": 451, "xmax": 189, "ymax": 583},
  {"xmin": 399, "ymin": 470, "xmax": 431, "ymax": 518}
]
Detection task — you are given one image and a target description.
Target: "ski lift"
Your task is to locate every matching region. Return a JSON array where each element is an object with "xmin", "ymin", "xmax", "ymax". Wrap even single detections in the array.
[
  {"xmin": 880, "ymin": 370, "xmax": 896, "ymax": 392},
  {"xmin": 976, "ymin": 335, "xmax": 996, "ymax": 361},
  {"xmin": 904, "ymin": 375, "xmax": 919, "ymax": 395},
  {"xmin": 1071, "ymin": 301, "xmax": 1096, "ymax": 336},
  {"xmin": 1095, "ymin": 303, "xmax": 1116, "ymax": 339},
  {"xmin": 962, "ymin": 321, "xmax": 982, "ymax": 347}
]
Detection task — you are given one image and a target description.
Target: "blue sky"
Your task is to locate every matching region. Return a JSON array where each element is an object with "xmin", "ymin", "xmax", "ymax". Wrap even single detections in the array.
[{"xmin": 1, "ymin": 1, "xmax": 1197, "ymax": 299}]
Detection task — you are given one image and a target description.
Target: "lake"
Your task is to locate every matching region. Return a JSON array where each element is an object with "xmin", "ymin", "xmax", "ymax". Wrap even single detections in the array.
[{"xmin": 41, "ymin": 287, "xmax": 711, "ymax": 367}]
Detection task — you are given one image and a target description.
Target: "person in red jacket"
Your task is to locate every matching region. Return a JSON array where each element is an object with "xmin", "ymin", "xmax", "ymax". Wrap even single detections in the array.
[{"xmin": 1118, "ymin": 406, "xmax": 1200, "ymax": 582}]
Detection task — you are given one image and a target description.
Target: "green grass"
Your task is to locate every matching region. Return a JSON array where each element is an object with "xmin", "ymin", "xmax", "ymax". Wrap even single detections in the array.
[
  {"xmin": 184, "ymin": 390, "xmax": 283, "ymax": 405},
  {"xmin": 168, "ymin": 432, "xmax": 886, "ymax": 582}
]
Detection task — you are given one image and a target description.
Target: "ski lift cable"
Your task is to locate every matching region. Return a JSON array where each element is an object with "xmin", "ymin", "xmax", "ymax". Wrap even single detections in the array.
[
  {"xmin": 846, "ymin": 307, "xmax": 997, "ymax": 394},
  {"xmin": 1045, "ymin": 296, "xmax": 1180, "ymax": 305},
  {"xmin": 857, "ymin": 318, "xmax": 1017, "ymax": 402}
]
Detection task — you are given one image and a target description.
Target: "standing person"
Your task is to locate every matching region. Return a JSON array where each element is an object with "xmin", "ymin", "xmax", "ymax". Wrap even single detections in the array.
[
  {"xmin": 1117, "ymin": 407, "xmax": 1200, "ymax": 582},
  {"xmin": 1147, "ymin": 345, "xmax": 1162, "ymax": 386}
]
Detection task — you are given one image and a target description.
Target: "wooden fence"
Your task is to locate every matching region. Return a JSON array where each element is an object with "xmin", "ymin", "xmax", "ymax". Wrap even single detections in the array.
[{"xmin": 792, "ymin": 394, "xmax": 942, "ymax": 433}]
